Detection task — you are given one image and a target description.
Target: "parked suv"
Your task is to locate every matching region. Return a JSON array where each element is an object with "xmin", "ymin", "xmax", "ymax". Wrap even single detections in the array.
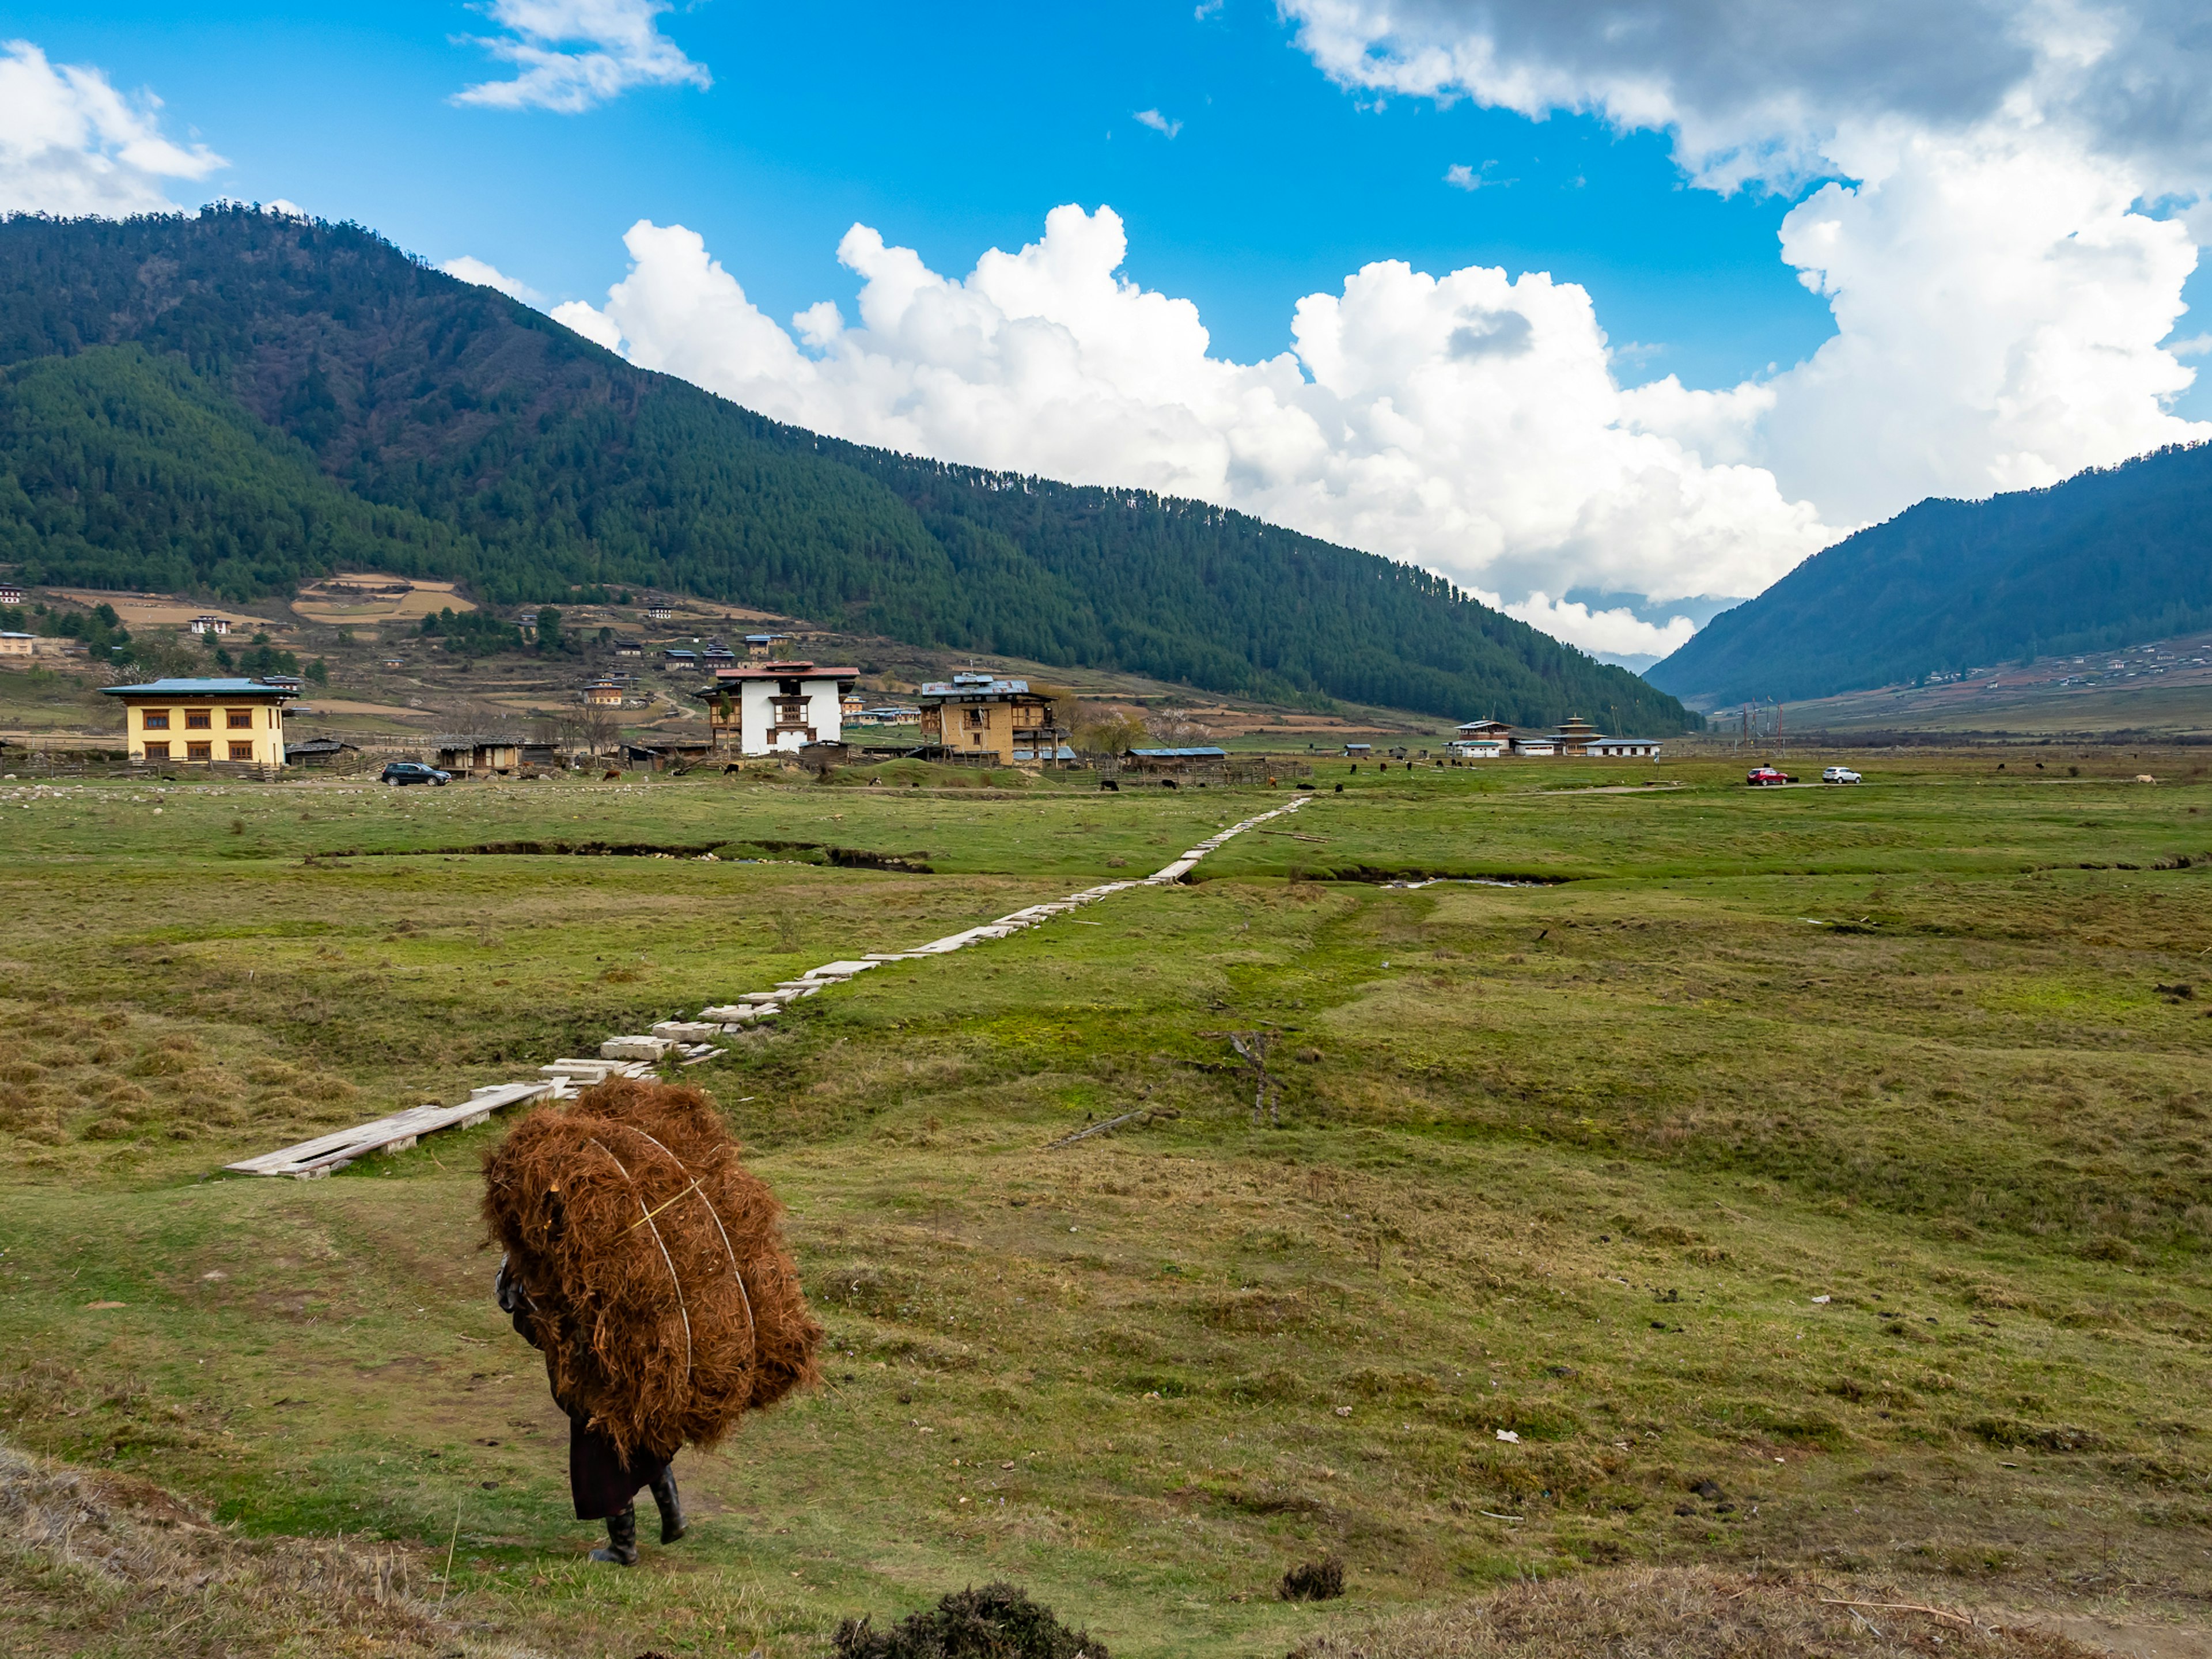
[
  {"xmin": 1821, "ymin": 766, "xmax": 1863, "ymax": 784},
  {"xmin": 1746, "ymin": 766, "xmax": 1793, "ymax": 786},
  {"xmin": 381, "ymin": 762, "xmax": 451, "ymax": 786}
]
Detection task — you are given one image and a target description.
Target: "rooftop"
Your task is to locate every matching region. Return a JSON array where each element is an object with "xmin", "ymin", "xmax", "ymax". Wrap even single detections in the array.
[
  {"xmin": 703, "ymin": 661, "xmax": 860, "ymax": 680},
  {"xmin": 100, "ymin": 678, "xmax": 299, "ymax": 698},
  {"xmin": 1128, "ymin": 746, "xmax": 1228, "ymax": 758},
  {"xmin": 918, "ymin": 677, "xmax": 1032, "ymax": 698}
]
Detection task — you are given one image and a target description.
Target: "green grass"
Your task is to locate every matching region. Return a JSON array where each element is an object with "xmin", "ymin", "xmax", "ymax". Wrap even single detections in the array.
[{"xmin": 5, "ymin": 754, "xmax": 2212, "ymax": 1654}]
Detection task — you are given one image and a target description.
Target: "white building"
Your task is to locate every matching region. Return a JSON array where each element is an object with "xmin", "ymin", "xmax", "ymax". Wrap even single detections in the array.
[
  {"xmin": 190, "ymin": 614, "xmax": 231, "ymax": 636},
  {"xmin": 699, "ymin": 660, "xmax": 858, "ymax": 755}
]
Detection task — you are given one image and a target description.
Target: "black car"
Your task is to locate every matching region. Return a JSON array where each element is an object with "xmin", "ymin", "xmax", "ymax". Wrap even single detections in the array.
[{"xmin": 381, "ymin": 762, "xmax": 452, "ymax": 786}]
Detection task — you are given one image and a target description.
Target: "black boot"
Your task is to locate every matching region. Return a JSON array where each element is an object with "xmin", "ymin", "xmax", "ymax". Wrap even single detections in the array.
[
  {"xmin": 589, "ymin": 1506, "xmax": 638, "ymax": 1566},
  {"xmin": 649, "ymin": 1467, "xmax": 687, "ymax": 1544}
]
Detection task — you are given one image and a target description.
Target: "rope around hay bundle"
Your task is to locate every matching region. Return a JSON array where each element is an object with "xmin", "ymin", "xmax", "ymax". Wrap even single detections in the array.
[{"xmin": 585, "ymin": 1135, "xmax": 695, "ymax": 1387}]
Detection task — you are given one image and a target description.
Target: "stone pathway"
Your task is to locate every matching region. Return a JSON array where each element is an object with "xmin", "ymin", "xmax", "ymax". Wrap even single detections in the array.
[{"xmin": 226, "ymin": 792, "xmax": 1313, "ymax": 1177}]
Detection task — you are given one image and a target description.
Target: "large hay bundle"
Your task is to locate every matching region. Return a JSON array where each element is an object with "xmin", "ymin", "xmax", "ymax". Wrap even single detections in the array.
[{"xmin": 482, "ymin": 1077, "xmax": 821, "ymax": 1462}]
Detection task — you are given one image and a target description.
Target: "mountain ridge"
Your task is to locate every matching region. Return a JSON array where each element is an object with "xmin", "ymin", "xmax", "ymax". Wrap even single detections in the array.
[
  {"xmin": 0, "ymin": 206, "xmax": 1695, "ymax": 733},
  {"xmin": 1647, "ymin": 441, "xmax": 2212, "ymax": 707}
]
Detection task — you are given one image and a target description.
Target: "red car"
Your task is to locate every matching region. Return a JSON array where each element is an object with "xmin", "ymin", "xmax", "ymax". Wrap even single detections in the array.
[{"xmin": 1747, "ymin": 766, "xmax": 1794, "ymax": 786}]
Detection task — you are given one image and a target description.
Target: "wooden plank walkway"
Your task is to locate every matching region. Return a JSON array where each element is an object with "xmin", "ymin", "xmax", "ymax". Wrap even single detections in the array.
[{"xmin": 223, "ymin": 793, "xmax": 1312, "ymax": 1177}]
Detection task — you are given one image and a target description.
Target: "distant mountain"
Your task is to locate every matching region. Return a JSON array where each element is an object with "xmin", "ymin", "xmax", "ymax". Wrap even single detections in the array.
[
  {"xmin": 1647, "ymin": 442, "xmax": 2212, "ymax": 707},
  {"xmin": 0, "ymin": 207, "xmax": 1694, "ymax": 733}
]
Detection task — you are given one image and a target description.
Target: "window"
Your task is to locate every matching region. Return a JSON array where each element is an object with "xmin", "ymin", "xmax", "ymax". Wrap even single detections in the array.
[
  {"xmin": 226, "ymin": 709, "xmax": 252, "ymax": 729},
  {"xmin": 143, "ymin": 742, "xmax": 169, "ymax": 760},
  {"xmin": 229, "ymin": 743, "xmax": 255, "ymax": 762},
  {"xmin": 187, "ymin": 743, "xmax": 211, "ymax": 760},
  {"xmin": 185, "ymin": 709, "xmax": 211, "ymax": 730},
  {"xmin": 142, "ymin": 710, "xmax": 169, "ymax": 730}
]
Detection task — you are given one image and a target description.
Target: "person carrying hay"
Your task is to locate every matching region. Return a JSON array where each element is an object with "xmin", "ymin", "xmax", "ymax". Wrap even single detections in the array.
[{"xmin": 484, "ymin": 1077, "xmax": 823, "ymax": 1565}]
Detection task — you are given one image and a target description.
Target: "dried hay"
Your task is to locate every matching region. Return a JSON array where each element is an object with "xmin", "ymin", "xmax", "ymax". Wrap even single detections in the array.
[{"xmin": 482, "ymin": 1077, "xmax": 821, "ymax": 1463}]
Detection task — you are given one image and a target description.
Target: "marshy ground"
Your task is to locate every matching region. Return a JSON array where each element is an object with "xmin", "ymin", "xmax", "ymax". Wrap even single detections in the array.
[{"xmin": 3, "ymin": 748, "xmax": 2210, "ymax": 1656}]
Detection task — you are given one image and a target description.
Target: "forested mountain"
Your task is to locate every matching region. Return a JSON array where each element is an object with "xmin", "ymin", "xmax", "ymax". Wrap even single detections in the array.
[
  {"xmin": 0, "ymin": 207, "xmax": 1692, "ymax": 731},
  {"xmin": 1648, "ymin": 442, "xmax": 2212, "ymax": 707}
]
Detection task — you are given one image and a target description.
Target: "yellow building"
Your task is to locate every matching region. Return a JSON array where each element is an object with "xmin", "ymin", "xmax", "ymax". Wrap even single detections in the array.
[
  {"xmin": 916, "ymin": 673, "xmax": 1070, "ymax": 764},
  {"xmin": 101, "ymin": 677, "xmax": 297, "ymax": 766}
]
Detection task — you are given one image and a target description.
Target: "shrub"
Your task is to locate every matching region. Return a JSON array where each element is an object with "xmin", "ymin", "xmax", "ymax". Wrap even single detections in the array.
[{"xmin": 834, "ymin": 1582, "xmax": 1107, "ymax": 1658}]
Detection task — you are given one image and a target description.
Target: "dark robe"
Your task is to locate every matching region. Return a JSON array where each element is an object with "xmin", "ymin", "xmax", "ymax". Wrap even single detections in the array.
[{"xmin": 497, "ymin": 1257, "xmax": 672, "ymax": 1520}]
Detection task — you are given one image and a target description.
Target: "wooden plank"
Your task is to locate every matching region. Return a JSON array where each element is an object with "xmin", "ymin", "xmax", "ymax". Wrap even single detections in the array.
[{"xmin": 232, "ymin": 1082, "xmax": 552, "ymax": 1177}]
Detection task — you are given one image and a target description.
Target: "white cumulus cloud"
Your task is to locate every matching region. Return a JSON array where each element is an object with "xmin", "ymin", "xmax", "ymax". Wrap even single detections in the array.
[
  {"xmin": 440, "ymin": 253, "xmax": 545, "ymax": 305},
  {"xmin": 1280, "ymin": 0, "xmax": 2212, "ymax": 547},
  {"xmin": 553, "ymin": 206, "xmax": 1824, "ymax": 659},
  {"xmin": 1134, "ymin": 108, "xmax": 1184, "ymax": 138},
  {"xmin": 0, "ymin": 39, "xmax": 225, "ymax": 216},
  {"xmin": 454, "ymin": 0, "xmax": 710, "ymax": 113}
]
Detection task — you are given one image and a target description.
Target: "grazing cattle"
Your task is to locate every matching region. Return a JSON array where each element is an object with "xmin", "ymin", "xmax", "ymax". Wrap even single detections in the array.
[
  {"xmin": 1161, "ymin": 778, "xmax": 1179, "ymax": 790},
  {"xmin": 603, "ymin": 768, "xmax": 623, "ymax": 782},
  {"xmin": 724, "ymin": 763, "xmax": 742, "ymax": 777},
  {"xmin": 1099, "ymin": 778, "xmax": 1119, "ymax": 791}
]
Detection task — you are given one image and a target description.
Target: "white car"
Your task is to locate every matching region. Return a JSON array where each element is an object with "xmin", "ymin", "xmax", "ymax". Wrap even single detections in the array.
[{"xmin": 1821, "ymin": 766, "xmax": 1862, "ymax": 784}]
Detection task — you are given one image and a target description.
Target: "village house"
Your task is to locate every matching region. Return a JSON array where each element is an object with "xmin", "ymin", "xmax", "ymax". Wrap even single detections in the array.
[
  {"xmin": 744, "ymin": 632, "xmax": 789, "ymax": 658},
  {"xmin": 917, "ymin": 673, "xmax": 1070, "ymax": 764},
  {"xmin": 694, "ymin": 660, "xmax": 858, "ymax": 755},
  {"xmin": 646, "ymin": 603, "xmax": 675, "ymax": 622},
  {"xmin": 583, "ymin": 679, "xmax": 625, "ymax": 707},
  {"xmin": 433, "ymin": 734, "xmax": 524, "ymax": 775},
  {"xmin": 1469, "ymin": 715, "xmax": 1662, "ymax": 759},
  {"xmin": 190, "ymin": 614, "xmax": 231, "ymax": 636},
  {"xmin": 0, "ymin": 584, "xmax": 24, "ymax": 605},
  {"xmin": 101, "ymin": 677, "xmax": 296, "ymax": 766}
]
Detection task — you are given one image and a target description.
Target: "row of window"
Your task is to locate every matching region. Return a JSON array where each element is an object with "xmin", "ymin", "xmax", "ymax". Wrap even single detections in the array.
[
  {"xmin": 141, "ymin": 708, "xmax": 266, "ymax": 731},
  {"xmin": 142, "ymin": 743, "xmax": 259, "ymax": 762}
]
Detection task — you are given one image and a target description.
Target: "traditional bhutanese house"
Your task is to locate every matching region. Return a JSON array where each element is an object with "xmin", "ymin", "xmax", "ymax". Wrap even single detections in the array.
[
  {"xmin": 0, "ymin": 584, "xmax": 24, "ymax": 605},
  {"xmin": 1552, "ymin": 715, "xmax": 1601, "ymax": 755},
  {"xmin": 703, "ymin": 643, "xmax": 737, "ymax": 664},
  {"xmin": 1447, "ymin": 733, "xmax": 1508, "ymax": 759},
  {"xmin": 614, "ymin": 642, "xmax": 643, "ymax": 658},
  {"xmin": 1508, "ymin": 732, "xmax": 1560, "ymax": 756},
  {"xmin": 100, "ymin": 677, "xmax": 296, "ymax": 766},
  {"xmin": 646, "ymin": 603, "xmax": 675, "ymax": 621},
  {"xmin": 1588, "ymin": 735, "xmax": 1663, "ymax": 758},
  {"xmin": 433, "ymin": 734, "xmax": 523, "ymax": 775},
  {"xmin": 662, "ymin": 647, "xmax": 700, "ymax": 666},
  {"xmin": 694, "ymin": 660, "xmax": 858, "ymax": 755},
  {"xmin": 744, "ymin": 632, "xmax": 788, "ymax": 658},
  {"xmin": 840, "ymin": 692, "xmax": 866, "ymax": 722},
  {"xmin": 1123, "ymin": 745, "xmax": 1228, "ymax": 774},
  {"xmin": 0, "ymin": 631, "xmax": 35, "ymax": 659},
  {"xmin": 583, "ymin": 679, "xmax": 625, "ymax": 707},
  {"xmin": 916, "ymin": 673, "xmax": 1071, "ymax": 763},
  {"xmin": 189, "ymin": 613, "xmax": 230, "ymax": 636}
]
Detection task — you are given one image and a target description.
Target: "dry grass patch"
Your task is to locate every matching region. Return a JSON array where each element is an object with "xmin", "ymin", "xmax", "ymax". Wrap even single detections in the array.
[{"xmin": 1287, "ymin": 1567, "xmax": 2106, "ymax": 1659}]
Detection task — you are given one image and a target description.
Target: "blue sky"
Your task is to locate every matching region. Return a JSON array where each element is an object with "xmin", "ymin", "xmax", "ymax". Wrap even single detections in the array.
[
  {"xmin": 16, "ymin": 1, "xmax": 1840, "ymax": 388},
  {"xmin": 8, "ymin": 1, "xmax": 2212, "ymax": 665}
]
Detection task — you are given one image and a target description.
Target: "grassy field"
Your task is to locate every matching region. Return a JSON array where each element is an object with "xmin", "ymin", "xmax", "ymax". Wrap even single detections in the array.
[{"xmin": 5, "ymin": 752, "xmax": 2212, "ymax": 1656}]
